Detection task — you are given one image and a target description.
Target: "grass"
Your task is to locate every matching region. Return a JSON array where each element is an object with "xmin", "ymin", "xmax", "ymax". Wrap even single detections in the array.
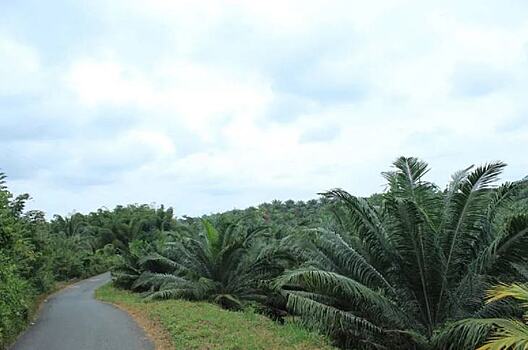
[{"xmin": 95, "ymin": 283, "xmax": 335, "ymax": 350}]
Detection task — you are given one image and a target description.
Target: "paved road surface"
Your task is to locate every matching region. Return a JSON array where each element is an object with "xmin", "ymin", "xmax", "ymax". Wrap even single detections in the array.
[{"xmin": 11, "ymin": 272, "xmax": 153, "ymax": 350}]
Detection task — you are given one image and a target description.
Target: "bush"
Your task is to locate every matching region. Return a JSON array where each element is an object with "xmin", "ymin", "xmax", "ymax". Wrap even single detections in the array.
[{"xmin": 0, "ymin": 254, "xmax": 33, "ymax": 348}]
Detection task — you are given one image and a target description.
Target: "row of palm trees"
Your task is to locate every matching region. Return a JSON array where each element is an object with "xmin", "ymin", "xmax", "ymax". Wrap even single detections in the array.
[{"xmin": 112, "ymin": 157, "xmax": 528, "ymax": 349}]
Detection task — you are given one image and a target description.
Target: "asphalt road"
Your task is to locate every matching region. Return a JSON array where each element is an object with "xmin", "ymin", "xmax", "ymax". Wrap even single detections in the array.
[{"xmin": 11, "ymin": 272, "xmax": 154, "ymax": 350}]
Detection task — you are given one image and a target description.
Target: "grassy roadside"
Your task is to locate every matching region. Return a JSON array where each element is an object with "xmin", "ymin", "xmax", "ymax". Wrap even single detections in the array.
[{"xmin": 95, "ymin": 283, "xmax": 335, "ymax": 350}]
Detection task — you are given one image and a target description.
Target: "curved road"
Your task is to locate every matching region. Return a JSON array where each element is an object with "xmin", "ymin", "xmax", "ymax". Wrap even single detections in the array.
[{"xmin": 11, "ymin": 273, "xmax": 153, "ymax": 350}]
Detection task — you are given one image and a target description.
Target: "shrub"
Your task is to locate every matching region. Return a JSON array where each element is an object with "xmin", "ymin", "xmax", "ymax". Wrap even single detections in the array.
[{"xmin": 0, "ymin": 254, "xmax": 33, "ymax": 348}]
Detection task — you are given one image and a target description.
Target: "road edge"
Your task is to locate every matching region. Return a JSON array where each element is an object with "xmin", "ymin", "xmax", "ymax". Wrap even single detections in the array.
[
  {"xmin": 7, "ymin": 278, "xmax": 81, "ymax": 349},
  {"xmin": 95, "ymin": 283, "xmax": 174, "ymax": 350}
]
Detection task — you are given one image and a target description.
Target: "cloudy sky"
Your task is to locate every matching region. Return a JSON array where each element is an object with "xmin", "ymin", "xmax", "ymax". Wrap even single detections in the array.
[{"xmin": 1, "ymin": 0, "xmax": 528, "ymax": 217}]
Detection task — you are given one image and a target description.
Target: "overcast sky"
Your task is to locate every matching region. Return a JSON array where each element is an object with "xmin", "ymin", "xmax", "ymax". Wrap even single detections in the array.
[{"xmin": 1, "ymin": 0, "xmax": 528, "ymax": 217}]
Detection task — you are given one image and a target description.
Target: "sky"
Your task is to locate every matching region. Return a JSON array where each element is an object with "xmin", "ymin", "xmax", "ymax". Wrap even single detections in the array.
[{"xmin": 1, "ymin": 0, "xmax": 528, "ymax": 217}]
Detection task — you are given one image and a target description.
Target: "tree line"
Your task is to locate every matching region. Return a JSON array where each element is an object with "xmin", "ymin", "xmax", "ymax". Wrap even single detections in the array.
[{"xmin": 1, "ymin": 157, "xmax": 527, "ymax": 349}]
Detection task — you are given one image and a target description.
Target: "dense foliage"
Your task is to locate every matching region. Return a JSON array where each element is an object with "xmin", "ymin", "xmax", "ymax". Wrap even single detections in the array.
[
  {"xmin": 275, "ymin": 158, "xmax": 528, "ymax": 349},
  {"xmin": 0, "ymin": 175, "xmax": 139, "ymax": 347},
  {"xmin": 128, "ymin": 219, "xmax": 294, "ymax": 310},
  {"xmin": 1, "ymin": 174, "xmax": 52, "ymax": 346},
  {"xmin": 1, "ymin": 156, "xmax": 527, "ymax": 349},
  {"xmin": 444, "ymin": 283, "xmax": 528, "ymax": 350}
]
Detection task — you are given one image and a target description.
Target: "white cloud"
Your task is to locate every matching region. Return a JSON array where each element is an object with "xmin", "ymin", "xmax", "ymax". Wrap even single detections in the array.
[
  {"xmin": 0, "ymin": 34, "xmax": 42, "ymax": 95},
  {"xmin": 3, "ymin": 0, "xmax": 528, "ymax": 217},
  {"xmin": 65, "ymin": 58, "xmax": 273, "ymax": 139},
  {"xmin": 66, "ymin": 60, "xmax": 155, "ymax": 107}
]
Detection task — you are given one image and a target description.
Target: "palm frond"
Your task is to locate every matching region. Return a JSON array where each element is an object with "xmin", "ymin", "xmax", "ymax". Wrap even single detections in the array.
[
  {"xmin": 276, "ymin": 268, "xmax": 406, "ymax": 328},
  {"xmin": 321, "ymin": 189, "xmax": 395, "ymax": 270},
  {"xmin": 286, "ymin": 292, "xmax": 385, "ymax": 337},
  {"xmin": 202, "ymin": 219, "xmax": 220, "ymax": 256},
  {"xmin": 477, "ymin": 319, "xmax": 528, "ymax": 350},
  {"xmin": 132, "ymin": 271, "xmax": 188, "ymax": 290},
  {"xmin": 438, "ymin": 162, "xmax": 507, "ymax": 319},
  {"xmin": 485, "ymin": 283, "xmax": 528, "ymax": 306},
  {"xmin": 311, "ymin": 228, "xmax": 394, "ymax": 291},
  {"xmin": 433, "ymin": 318, "xmax": 495, "ymax": 350},
  {"xmin": 470, "ymin": 215, "xmax": 528, "ymax": 276}
]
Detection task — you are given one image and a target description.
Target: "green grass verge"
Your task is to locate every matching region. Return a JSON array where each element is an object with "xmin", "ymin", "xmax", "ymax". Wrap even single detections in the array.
[{"xmin": 96, "ymin": 283, "xmax": 335, "ymax": 350}]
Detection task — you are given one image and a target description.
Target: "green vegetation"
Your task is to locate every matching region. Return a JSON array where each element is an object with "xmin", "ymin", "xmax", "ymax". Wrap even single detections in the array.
[
  {"xmin": 2, "ymin": 156, "xmax": 528, "ymax": 349},
  {"xmin": 120, "ymin": 218, "xmax": 294, "ymax": 312},
  {"xmin": 96, "ymin": 283, "xmax": 334, "ymax": 350},
  {"xmin": 274, "ymin": 158, "xmax": 528, "ymax": 348},
  {"xmin": 0, "ymin": 173, "xmax": 117, "ymax": 348},
  {"xmin": 443, "ymin": 283, "xmax": 528, "ymax": 350}
]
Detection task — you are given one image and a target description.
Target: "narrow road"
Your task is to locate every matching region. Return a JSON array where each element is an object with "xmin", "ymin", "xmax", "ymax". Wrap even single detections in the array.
[{"xmin": 11, "ymin": 273, "xmax": 153, "ymax": 350}]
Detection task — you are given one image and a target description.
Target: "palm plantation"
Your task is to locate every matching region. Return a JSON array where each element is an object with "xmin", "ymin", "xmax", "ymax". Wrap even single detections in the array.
[
  {"xmin": 275, "ymin": 157, "xmax": 528, "ymax": 349},
  {"xmin": 2, "ymin": 157, "xmax": 528, "ymax": 349}
]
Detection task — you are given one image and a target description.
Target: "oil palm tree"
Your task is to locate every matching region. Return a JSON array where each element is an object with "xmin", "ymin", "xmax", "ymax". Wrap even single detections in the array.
[
  {"xmin": 438, "ymin": 283, "xmax": 528, "ymax": 349},
  {"xmin": 132, "ymin": 218, "xmax": 293, "ymax": 310},
  {"xmin": 275, "ymin": 157, "xmax": 528, "ymax": 349},
  {"xmin": 51, "ymin": 213, "xmax": 91, "ymax": 238},
  {"xmin": 474, "ymin": 283, "xmax": 528, "ymax": 350},
  {"xmin": 112, "ymin": 239, "xmax": 154, "ymax": 289}
]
